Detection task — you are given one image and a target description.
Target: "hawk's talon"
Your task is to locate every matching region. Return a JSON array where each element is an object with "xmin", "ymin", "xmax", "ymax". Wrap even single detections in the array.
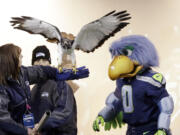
[
  {"xmin": 72, "ymin": 66, "xmax": 78, "ymax": 74},
  {"xmin": 58, "ymin": 65, "xmax": 63, "ymax": 73}
]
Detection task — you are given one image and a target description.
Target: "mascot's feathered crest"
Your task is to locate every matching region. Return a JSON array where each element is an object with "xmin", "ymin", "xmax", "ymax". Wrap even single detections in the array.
[{"xmin": 109, "ymin": 35, "xmax": 159, "ymax": 68}]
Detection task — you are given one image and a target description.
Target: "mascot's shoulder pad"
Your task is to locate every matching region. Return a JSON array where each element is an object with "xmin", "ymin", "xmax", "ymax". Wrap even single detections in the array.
[
  {"xmin": 150, "ymin": 71, "xmax": 166, "ymax": 85},
  {"xmin": 152, "ymin": 73, "xmax": 163, "ymax": 83},
  {"xmin": 136, "ymin": 70, "xmax": 166, "ymax": 87}
]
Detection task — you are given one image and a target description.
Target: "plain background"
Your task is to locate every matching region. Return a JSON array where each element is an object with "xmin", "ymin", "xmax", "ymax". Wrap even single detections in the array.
[{"xmin": 0, "ymin": 0, "xmax": 180, "ymax": 134}]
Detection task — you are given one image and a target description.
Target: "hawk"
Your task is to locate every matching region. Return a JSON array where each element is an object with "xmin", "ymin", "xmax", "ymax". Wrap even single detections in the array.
[{"xmin": 10, "ymin": 10, "xmax": 131, "ymax": 72}]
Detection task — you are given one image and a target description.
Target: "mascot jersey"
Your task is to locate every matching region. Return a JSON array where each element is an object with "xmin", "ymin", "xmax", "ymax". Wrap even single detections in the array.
[
  {"xmin": 99, "ymin": 68, "xmax": 169, "ymax": 127},
  {"xmin": 116, "ymin": 68, "xmax": 168, "ymax": 126}
]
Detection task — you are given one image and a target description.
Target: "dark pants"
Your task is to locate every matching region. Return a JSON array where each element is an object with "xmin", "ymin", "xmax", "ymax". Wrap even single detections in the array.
[
  {"xmin": 0, "ymin": 129, "xmax": 7, "ymax": 135},
  {"xmin": 41, "ymin": 128, "xmax": 77, "ymax": 135},
  {"xmin": 126, "ymin": 122, "xmax": 172, "ymax": 135}
]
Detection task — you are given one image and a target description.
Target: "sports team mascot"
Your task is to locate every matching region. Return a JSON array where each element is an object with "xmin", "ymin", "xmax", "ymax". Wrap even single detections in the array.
[{"xmin": 93, "ymin": 35, "xmax": 174, "ymax": 135}]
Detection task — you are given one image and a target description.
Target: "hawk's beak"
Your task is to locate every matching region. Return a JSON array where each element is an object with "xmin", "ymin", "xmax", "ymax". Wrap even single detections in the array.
[{"xmin": 108, "ymin": 55, "xmax": 143, "ymax": 80}]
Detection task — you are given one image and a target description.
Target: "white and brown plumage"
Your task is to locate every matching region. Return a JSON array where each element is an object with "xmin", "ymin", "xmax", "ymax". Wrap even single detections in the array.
[{"xmin": 10, "ymin": 10, "xmax": 131, "ymax": 72}]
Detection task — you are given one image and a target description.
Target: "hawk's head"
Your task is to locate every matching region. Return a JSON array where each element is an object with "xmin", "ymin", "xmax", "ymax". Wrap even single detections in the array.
[{"xmin": 61, "ymin": 32, "xmax": 75, "ymax": 49}]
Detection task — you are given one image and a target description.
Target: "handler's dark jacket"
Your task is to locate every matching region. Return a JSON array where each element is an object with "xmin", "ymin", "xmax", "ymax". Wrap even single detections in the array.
[
  {"xmin": 0, "ymin": 66, "xmax": 57, "ymax": 135},
  {"xmin": 31, "ymin": 79, "xmax": 77, "ymax": 135}
]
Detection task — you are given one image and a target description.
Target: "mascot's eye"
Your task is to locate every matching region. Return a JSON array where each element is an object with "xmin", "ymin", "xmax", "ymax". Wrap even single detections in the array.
[
  {"xmin": 122, "ymin": 46, "xmax": 134, "ymax": 56},
  {"xmin": 122, "ymin": 49, "xmax": 128, "ymax": 55},
  {"xmin": 127, "ymin": 49, "xmax": 133, "ymax": 56},
  {"xmin": 122, "ymin": 49, "xmax": 132, "ymax": 56}
]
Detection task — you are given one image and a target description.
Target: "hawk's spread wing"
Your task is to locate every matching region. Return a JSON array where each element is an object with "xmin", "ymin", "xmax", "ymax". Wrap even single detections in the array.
[
  {"xmin": 10, "ymin": 16, "xmax": 62, "ymax": 43},
  {"xmin": 73, "ymin": 10, "xmax": 131, "ymax": 52}
]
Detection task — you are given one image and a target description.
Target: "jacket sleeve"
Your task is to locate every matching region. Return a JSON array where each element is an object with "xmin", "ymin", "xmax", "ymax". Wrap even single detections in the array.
[
  {"xmin": 42, "ymin": 81, "xmax": 75, "ymax": 129},
  {"xmin": 0, "ymin": 89, "xmax": 27, "ymax": 135},
  {"xmin": 21, "ymin": 65, "xmax": 58, "ymax": 85}
]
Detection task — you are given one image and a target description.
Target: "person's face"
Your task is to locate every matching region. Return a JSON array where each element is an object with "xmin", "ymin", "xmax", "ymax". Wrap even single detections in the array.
[
  {"xmin": 19, "ymin": 53, "xmax": 23, "ymax": 67},
  {"xmin": 33, "ymin": 59, "xmax": 50, "ymax": 66}
]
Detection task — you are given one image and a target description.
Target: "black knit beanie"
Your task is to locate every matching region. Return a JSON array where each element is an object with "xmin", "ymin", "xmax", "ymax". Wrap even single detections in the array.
[{"xmin": 32, "ymin": 45, "xmax": 51, "ymax": 65}]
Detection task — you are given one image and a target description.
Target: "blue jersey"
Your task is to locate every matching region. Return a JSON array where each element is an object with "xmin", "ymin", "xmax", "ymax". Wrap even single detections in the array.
[
  {"xmin": 99, "ymin": 68, "xmax": 169, "ymax": 127},
  {"xmin": 114, "ymin": 69, "xmax": 169, "ymax": 126}
]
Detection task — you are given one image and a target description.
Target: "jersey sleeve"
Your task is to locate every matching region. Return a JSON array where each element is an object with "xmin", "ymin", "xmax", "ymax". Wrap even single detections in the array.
[{"xmin": 145, "ymin": 73, "xmax": 169, "ymax": 104}]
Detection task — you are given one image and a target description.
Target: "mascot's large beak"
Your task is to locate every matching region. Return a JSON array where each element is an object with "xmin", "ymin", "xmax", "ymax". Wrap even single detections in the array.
[{"xmin": 108, "ymin": 55, "xmax": 143, "ymax": 80}]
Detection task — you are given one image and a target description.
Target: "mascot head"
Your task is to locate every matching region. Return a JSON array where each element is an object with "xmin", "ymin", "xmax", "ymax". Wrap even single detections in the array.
[{"xmin": 109, "ymin": 35, "xmax": 159, "ymax": 80}]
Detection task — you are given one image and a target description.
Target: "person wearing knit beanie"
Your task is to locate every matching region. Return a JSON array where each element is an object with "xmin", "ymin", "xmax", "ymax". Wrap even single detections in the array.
[
  {"xmin": 31, "ymin": 45, "xmax": 78, "ymax": 135},
  {"xmin": 32, "ymin": 45, "xmax": 51, "ymax": 65}
]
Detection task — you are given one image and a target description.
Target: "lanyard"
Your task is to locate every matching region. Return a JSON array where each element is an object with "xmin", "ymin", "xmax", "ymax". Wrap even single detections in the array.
[{"xmin": 25, "ymin": 98, "xmax": 31, "ymax": 113}]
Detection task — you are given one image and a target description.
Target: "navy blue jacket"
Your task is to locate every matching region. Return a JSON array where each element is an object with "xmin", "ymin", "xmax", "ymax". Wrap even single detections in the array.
[
  {"xmin": 0, "ymin": 66, "xmax": 57, "ymax": 135},
  {"xmin": 31, "ymin": 80, "xmax": 77, "ymax": 135}
]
